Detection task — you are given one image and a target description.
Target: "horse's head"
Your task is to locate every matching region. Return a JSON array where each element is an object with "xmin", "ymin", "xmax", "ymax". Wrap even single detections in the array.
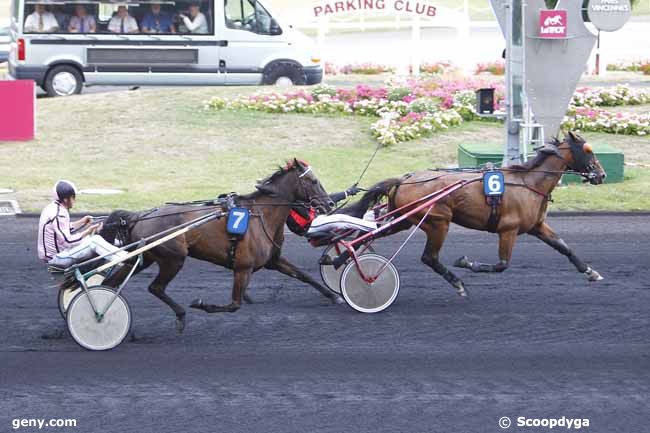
[
  {"xmin": 255, "ymin": 159, "xmax": 332, "ymax": 213},
  {"xmin": 563, "ymin": 131, "xmax": 606, "ymax": 185}
]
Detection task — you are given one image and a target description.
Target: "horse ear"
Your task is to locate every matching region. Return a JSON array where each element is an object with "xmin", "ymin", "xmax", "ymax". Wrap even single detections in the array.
[
  {"xmin": 567, "ymin": 130, "xmax": 581, "ymax": 143},
  {"xmin": 293, "ymin": 158, "xmax": 302, "ymax": 170}
]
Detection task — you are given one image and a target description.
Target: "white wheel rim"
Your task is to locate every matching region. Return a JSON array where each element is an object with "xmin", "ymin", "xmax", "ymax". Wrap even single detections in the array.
[
  {"xmin": 52, "ymin": 71, "xmax": 77, "ymax": 96},
  {"xmin": 340, "ymin": 254, "xmax": 400, "ymax": 314},
  {"xmin": 58, "ymin": 275, "xmax": 106, "ymax": 316},
  {"xmin": 275, "ymin": 76, "xmax": 294, "ymax": 87},
  {"xmin": 320, "ymin": 245, "xmax": 374, "ymax": 294},
  {"xmin": 59, "ymin": 286, "xmax": 83, "ymax": 316},
  {"xmin": 67, "ymin": 287, "xmax": 131, "ymax": 351},
  {"xmin": 320, "ymin": 245, "xmax": 344, "ymax": 294}
]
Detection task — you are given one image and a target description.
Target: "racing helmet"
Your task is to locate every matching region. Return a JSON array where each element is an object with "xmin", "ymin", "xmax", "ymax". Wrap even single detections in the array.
[{"xmin": 53, "ymin": 180, "xmax": 79, "ymax": 201}]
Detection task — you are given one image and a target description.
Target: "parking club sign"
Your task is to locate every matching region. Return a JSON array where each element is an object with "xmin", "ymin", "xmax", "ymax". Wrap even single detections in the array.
[{"xmin": 539, "ymin": 9, "xmax": 567, "ymax": 38}]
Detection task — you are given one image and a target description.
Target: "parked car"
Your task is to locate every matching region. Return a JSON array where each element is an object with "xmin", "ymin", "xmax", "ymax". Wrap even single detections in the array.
[{"xmin": 0, "ymin": 20, "xmax": 10, "ymax": 64}]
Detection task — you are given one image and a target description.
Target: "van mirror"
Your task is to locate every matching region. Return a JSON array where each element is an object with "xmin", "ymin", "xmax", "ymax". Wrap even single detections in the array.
[{"xmin": 270, "ymin": 18, "xmax": 282, "ymax": 35}]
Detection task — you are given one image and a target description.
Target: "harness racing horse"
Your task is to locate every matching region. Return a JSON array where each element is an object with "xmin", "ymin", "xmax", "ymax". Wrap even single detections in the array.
[
  {"xmin": 100, "ymin": 160, "xmax": 342, "ymax": 333},
  {"xmin": 341, "ymin": 132, "xmax": 607, "ymax": 298}
]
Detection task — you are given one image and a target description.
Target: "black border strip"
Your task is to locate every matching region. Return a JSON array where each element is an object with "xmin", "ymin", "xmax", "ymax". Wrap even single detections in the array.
[{"xmin": 30, "ymin": 39, "xmax": 228, "ymax": 46}]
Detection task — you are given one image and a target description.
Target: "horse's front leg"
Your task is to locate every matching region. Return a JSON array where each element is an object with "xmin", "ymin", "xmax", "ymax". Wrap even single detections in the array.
[
  {"xmin": 266, "ymin": 256, "xmax": 345, "ymax": 304},
  {"xmin": 190, "ymin": 268, "xmax": 251, "ymax": 313},
  {"xmin": 454, "ymin": 229, "xmax": 518, "ymax": 273},
  {"xmin": 528, "ymin": 222, "xmax": 603, "ymax": 281}
]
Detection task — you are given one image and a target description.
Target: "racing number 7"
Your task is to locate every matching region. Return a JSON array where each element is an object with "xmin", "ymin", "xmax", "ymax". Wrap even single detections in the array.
[{"xmin": 231, "ymin": 210, "xmax": 246, "ymax": 229}]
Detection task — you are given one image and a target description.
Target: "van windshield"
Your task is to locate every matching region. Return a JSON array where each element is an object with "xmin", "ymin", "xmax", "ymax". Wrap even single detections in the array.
[
  {"xmin": 22, "ymin": 0, "xmax": 214, "ymax": 35},
  {"xmin": 225, "ymin": 0, "xmax": 280, "ymax": 35}
]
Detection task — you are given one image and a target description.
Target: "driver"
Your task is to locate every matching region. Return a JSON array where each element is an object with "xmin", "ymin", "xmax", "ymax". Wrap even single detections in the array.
[
  {"xmin": 287, "ymin": 184, "xmax": 376, "ymax": 237},
  {"xmin": 37, "ymin": 180, "xmax": 127, "ymax": 269}
]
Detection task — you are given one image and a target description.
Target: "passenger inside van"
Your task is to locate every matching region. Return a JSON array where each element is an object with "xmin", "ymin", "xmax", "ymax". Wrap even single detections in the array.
[
  {"xmin": 68, "ymin": 5, "xmax": 96, "ymax": 33},
  {"xmin": 142, "ymin": 3, "xmax": 176, "ymax": 33},
  {"xmin": 24, "ymin": 4, "xmax": 59, "ymax": 33},
  {"xmin": 178, "ymin": 2, "xmax": 209, "ymax": 34},
  {"xmin": 108, "ymin": 6, "xmax": 139, "ymax": 33}
]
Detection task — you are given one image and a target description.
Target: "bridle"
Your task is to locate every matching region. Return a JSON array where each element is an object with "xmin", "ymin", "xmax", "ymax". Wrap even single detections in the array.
[
  {"xmin": 547, "ymin": 144, "xmax": 601, "ymax": 181},
  {"xmin": 293, "ymin": 165, "xmax": 331, "ymax": 212}
]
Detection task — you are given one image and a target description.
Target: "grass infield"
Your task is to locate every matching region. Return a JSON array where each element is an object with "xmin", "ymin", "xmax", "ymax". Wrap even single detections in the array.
[{"xmin": 1, "ymin": 86, "xmax": 649, "ymax": 213}]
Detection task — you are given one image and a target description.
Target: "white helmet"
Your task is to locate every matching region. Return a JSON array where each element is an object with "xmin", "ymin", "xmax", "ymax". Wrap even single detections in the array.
[{"xmin": 53, "ymin": 180, "xmax": 78, "ymax": 201}]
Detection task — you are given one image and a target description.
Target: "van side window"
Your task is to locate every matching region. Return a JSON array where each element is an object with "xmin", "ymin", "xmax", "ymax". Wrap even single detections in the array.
[{"xmin": 225, "ymin": 0, "xmax": 280, "ymax": 35}]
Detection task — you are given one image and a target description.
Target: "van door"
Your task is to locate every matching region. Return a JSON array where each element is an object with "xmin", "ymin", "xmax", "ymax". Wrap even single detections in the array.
[{"xmin": 219, "ymin": 0, "xmax": 286, "ymax": 84}]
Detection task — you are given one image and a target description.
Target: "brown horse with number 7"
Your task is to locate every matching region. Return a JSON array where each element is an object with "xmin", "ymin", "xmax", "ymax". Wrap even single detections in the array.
[{"xmin": 342, "ymin": 132, "xmax": 606, "ymax": 297}]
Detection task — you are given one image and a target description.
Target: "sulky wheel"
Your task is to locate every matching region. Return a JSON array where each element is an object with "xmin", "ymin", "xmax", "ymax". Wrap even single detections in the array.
[
  {"xmin": 340, "ymin": 254, "xmax": 400, "ymax": 314},
  {"xmin": 66, "ymin": 286, "xmax": 131, "ymax": 351},
  {"xmin": 320, "ymin": 244, "xmax": 374, "ymax": 294},
  {"xmin": 58, "ymin": 274, "xmax": 105, "ymax": 319}
]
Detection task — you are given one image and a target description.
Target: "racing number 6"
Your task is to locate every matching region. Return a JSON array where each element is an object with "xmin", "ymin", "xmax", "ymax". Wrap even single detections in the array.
[{"xmin": 488, "ymin": 174, "xmax": 502, "ymax": 193}]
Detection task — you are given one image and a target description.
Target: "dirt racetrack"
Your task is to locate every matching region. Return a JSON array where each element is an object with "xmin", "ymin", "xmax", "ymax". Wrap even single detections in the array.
[{"xmin": 0, "ymin": 215, "xmax": 648, "ymax": 433}]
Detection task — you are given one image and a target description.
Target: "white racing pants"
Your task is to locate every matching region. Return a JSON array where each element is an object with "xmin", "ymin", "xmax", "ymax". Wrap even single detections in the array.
[
  {"xmin": 306, "ymin": 213, "xmax": 377, "ymax": 237},
  {"xmin": 49, "ymin": 235, "xmax": 128, "ymax": 268}
]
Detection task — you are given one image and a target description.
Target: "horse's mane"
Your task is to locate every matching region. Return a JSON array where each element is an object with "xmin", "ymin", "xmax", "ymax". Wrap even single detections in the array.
[
  {"xmin": 238, "ymin": 161, "xmax": 302, "ymax": 200},
  {"xmin": 507, "ymin": 137, "xmax": 562, "ymax": 171}
]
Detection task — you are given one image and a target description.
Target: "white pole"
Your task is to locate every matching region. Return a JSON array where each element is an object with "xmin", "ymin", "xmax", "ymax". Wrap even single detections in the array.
[
  {"xmin": 317, "ymin": 16, "xmax": 328, "ymax": 79},
  {"xmin": 411, "ymin": 16, "xmax": 421, "ymax": 76}
]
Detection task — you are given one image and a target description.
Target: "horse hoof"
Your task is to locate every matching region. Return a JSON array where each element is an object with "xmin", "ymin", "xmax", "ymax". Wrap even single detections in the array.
[
  {"xmin": 455, "ymin": 283, "xmax": 469, "ymax": 298},
  {"xmin": 243, "ymin": 294, "xmax": 254, "ymax": 304},
  {"xmin": 585, "ymin": 268, "xmax": 604, "ymax": 282},
  {"xmin": 190, "ymin": 298, "xmax": 204, "ymax": 309},
  {"xmin": 176, "ymin": 315, "xmax": 186, "ymax": 334},
  {"xmin": 332, "ymin": 295, "xmax": 346, "ymax": 305},
  {"xmin": 454, "ymin": 256, "xmax": 470, "ymax": 268}
]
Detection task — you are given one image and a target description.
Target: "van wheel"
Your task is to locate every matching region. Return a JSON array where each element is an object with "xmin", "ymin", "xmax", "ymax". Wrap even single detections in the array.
[
  {"xmin": 44, "ymin": 65, "xmax": 83, "ymax": 97},
  {"xmin": 263, "ymin": 62, "xmax": 306, "ymax": 86}
]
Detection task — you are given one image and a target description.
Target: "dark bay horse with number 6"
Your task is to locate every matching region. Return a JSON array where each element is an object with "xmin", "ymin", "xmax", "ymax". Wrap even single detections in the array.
[
  {"xmin": 100, "ymin": 159, "xmax": 343, "ymax": 333},
  {"xmin": 342, "ymin": 132, "xmax": 607, "ymax": 298}
]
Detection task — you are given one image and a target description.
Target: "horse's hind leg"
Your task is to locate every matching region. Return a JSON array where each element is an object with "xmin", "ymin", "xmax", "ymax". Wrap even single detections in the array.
[
  {"xmin": 148, "ymin": 256, "xmax": 188, "ymax": 333},
  {"xmin": 528, "ymin": 222, "xmax": 603, "ymax": 281},
  {"xmin": 266, "ymin": 256, "xmax": 345, "ymax": 304},
  {"xmin": 421, "ymin": 222, "xmax": 468, "ymax": 297},
  {"xmin": 454, "ymin": 229, "xmax": 518, "ymax": 273},
  {"xmin": 190, "ymin": 268, "xmax": 252, "ymax": 313}
]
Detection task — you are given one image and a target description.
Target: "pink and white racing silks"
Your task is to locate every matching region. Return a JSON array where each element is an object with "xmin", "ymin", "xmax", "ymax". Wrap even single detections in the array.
[{"xmin": 37, "ymin": 201, "xmax": 84, "ymax": 262}]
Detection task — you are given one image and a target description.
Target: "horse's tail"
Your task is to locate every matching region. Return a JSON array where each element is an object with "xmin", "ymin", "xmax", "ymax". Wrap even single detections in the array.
[
  {"xmin": 339, "ymin": 178, "xmax": 402, "ymax": 218},
  {"xmin": 99, "ymin": 210, "xmax": 140, "ymax": 245}
]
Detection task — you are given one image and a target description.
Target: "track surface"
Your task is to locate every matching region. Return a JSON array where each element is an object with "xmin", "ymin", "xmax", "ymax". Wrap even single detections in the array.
[{"xmin": 1, "ymin": 215, "xmax": 648, "ymax": 433}]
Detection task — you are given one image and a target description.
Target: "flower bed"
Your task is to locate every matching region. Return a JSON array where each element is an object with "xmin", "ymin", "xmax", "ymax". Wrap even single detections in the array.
[
  {"xmin": 564, "ymin": 107, "xmax": 649, "ymax": 136},
  {"xmin": 419, "ymin": 61, "xmax": 457, "ymax": 75},
  {"xmin": 324, "ymin": 62, "xmax": 394, "ymax": 75},
  {"xmin": 475, "ymin": 60, "xmax": 505, "ymax": 75},
  {"xmin": 205, "ymin": 80, "xmax": 650, "ymax": 146},
  {"xmin": 606, "ymin": 60, "xmax": 650, "ymax": 75},
  {"xmin": 572, "ymin": 85, "xmax": 650, "ymax": 107}
]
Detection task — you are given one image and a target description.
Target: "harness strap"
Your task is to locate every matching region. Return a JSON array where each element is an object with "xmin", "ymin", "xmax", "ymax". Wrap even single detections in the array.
[{"xmin": 486, "ymin": 196, "xmax": 501, "ymax": 233}]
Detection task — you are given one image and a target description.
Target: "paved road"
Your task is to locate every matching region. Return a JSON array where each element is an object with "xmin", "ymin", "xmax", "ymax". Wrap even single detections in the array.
[{"xmin": 0, "ymin": 215, "xmax": 648, "ymax": 433}]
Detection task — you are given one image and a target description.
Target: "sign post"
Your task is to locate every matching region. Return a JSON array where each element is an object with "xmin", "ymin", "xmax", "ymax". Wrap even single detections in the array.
[{"xmin": 490, "ymin": 0, "xmax": 629, "ymax": 167}]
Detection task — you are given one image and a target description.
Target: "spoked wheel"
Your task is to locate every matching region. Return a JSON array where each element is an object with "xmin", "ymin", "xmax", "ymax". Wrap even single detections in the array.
[
  {"xmin": 340, "ymin": 254, "xmax": 400, "ymax": 314},
  {"xmin": 320, "ymin": 244, "xmax": 374, "ymax": 294},
  {"xmin": 66, "ymin": 286, "xmax": 131, "ymax": 351},
  {"xmin": 58, "ymin": 274, "xmax": 105, "ymax": 319}
]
